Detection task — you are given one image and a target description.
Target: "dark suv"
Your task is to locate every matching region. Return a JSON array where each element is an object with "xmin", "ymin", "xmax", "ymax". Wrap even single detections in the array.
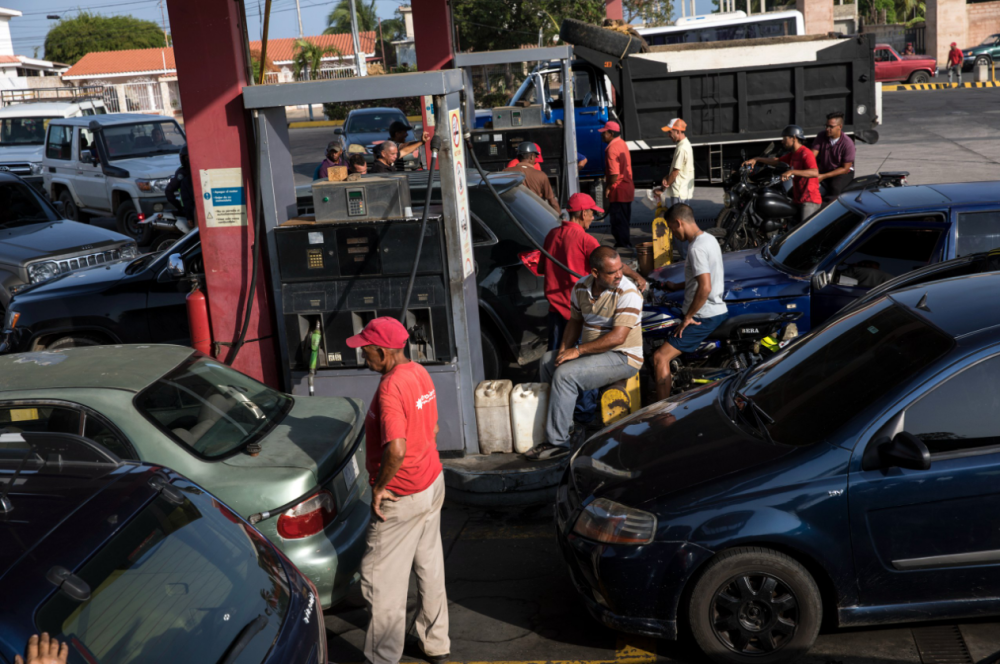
[
  {"xmin": 3, "ymin": 171, "xmax": 558, "ymax": 380},
  {"xmin": 0, "ymin": 432, "xmax": 326, "ymax": 664}
]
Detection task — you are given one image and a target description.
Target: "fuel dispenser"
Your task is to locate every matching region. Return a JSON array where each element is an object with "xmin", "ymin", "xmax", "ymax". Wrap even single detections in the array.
[{"xmin": 243, "ymin": 70, "xmax": 484, "ymax": 454}]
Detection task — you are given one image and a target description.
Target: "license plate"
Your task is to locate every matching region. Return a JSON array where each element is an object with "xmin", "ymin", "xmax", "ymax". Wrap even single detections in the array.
[{"xmin": 343, "ymin": 455, "xmax": 360, "ymax": 489}]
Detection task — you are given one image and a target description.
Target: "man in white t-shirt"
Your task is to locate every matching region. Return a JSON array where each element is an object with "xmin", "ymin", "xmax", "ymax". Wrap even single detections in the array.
[
  {"xmin": 652, "ymin": 203, "xmax": 728, "ymax": 401},
  {"xmin": 660, "ymin": 118, "xmax": 695, "ymax": 259}
]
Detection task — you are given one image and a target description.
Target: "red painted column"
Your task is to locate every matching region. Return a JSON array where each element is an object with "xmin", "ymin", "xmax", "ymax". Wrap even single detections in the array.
[
  {"xmin": 412, "ymin": 0, "xmax": 455, "ymax": 136},
  {"xmin": 606, "ymin": 0, "xmax": 624, "ymax": 21},
  {"xmin": 165, "ymin": 0, "xmax": 280, "ymax": 386}
]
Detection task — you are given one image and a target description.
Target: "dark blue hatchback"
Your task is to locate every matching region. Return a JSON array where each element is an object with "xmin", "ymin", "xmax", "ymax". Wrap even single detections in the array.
[
  {"xmin": 0, "ymin": 432, "xmax": 326, "ymax": 664},
  {"xmin": 558, "ymin": 271, "xmax": 1000, "ymax": 664}
]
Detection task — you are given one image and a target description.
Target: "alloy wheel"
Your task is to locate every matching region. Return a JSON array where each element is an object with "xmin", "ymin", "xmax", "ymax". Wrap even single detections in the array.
[{"xmin": 710, "ymin": 573, "xmax": 799, "ymax": 655}]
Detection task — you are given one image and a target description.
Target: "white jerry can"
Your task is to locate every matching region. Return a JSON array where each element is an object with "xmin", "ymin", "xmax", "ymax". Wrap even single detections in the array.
[
  {"xmin": 510, "ymin": 382, "xmax": 550, "ymax": 454},
  {"xmin": 475, "ymin": 380, "xmax": 514, "ymax": 454}
]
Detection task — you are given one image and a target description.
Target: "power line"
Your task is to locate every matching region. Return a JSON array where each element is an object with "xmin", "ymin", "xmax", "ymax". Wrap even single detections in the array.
[{"xmin": 20, "ymin": 0, "xmax": 159, "ymax": 17}]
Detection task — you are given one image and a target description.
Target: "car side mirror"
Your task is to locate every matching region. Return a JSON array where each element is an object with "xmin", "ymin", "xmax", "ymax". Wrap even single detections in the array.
[
  {"xmin": 81, "ymin": 149, "xmax": 97, "ymax": 165},
  {"xmin": 333, "ymin": 126, "xmax": 344, "ymax": 135},
  {"xmin": 877, "ymin": 431, "xmax": 931, "ymax": 471},
  {"xmin": 166, "ymin": 253, "xmax": 185, "ymax": 278}
]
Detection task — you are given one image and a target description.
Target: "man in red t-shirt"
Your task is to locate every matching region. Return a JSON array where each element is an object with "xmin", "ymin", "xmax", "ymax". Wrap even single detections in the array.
[
  {"xmin": 948, "ymin": 42, "xmax": 964, "ymax": 86},
  {"xmin": 600, "ymin": 121, "xmax": 636, "ymax": 248},
  {"xmin": 744, "ymin": 124, "xmax": 821, "ymax": 224},
  {"xmin": 347, "ymin": 317, "xmax": 449, "ymax": 664}
]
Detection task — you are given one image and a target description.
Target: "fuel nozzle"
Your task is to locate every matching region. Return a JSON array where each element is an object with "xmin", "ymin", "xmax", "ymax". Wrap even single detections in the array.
[{"xmin": 307, "ymin": 319, "xmax": 321, "ymax": 396}]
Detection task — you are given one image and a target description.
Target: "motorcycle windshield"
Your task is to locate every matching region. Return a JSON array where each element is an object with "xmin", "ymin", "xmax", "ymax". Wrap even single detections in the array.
[{"xmin": 767, "ymin": 201, "xmax": 864, "ymax": 274}]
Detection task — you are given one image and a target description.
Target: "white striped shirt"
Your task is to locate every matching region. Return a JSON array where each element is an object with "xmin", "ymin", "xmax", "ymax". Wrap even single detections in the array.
[{"xmin": 570, "ymin": 275, "xmax": 644, "ymax": 368}]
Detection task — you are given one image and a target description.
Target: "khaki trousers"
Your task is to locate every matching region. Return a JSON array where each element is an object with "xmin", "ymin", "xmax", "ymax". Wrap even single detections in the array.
[{"xmin": 361, "ymin": 472, "xmax": 450, "ymax": 664}]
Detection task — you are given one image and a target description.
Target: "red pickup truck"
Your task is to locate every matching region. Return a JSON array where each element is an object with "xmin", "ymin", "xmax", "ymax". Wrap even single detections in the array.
[{"xmin": 874, "ymin": 43, "xmax": 938, "ymax": 83}]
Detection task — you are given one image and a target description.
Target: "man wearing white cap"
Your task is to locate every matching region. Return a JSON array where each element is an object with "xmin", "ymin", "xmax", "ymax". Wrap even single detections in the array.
[{"xmin": 661, "ymin": 118, "xmax": 695, "ymax": 259}]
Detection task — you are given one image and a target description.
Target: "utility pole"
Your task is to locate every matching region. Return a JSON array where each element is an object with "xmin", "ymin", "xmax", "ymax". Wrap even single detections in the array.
[
  {"xmin": 348, "ymin": 0, "xmax": 367, "ymax": 77},
  {"xmin": 378, "ymin": 18, "xmax": 386, "ymax": 68},
  {"xmin": 158, "ymin": 0, "xmax": 169, "ymax": 46},
  {"xmin": 294, "ymin": 0, "xmax": 304, "ymax": 37}
]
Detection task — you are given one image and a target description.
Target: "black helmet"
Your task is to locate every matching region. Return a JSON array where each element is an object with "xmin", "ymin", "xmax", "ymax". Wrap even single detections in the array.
[
  {"xmin": 782, "ymin": 125, "xmax": 806, "ymax": 141},
  {"xmin": 517, "ymin": 141, "xmax": 540, "ymax": 155}
]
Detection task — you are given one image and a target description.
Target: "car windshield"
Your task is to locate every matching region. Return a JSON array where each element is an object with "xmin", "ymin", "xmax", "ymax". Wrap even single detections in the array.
[
  {"xmin": 36, "ymin": 488, "xmax": 290, "ymax": 664},
  {"xmin": 733, "ymin": 299, "xmax": 954, "ymax": 446},
  {"xmin": 0, "ymin": 181, "xmax": 58, "ymax": 226},
  {"xmin": 0, "ymin": 117, "xmax": 55, "ymax": 145},
  {"xmin": 980, "ymin": 35, "xmax": 1000, "ymax": 46},
  {"xmin": 102, "ymin": 121, "xmax": 185, "ymax": 160},
  {"xmin": 135, "ymin": 356, "xmax": 291, "ymax": 459},
  {"xmin": 467, "ymin": 179, "xmax": 560, "ymax": 246},
  {"xmin": 768, "ymin": 201, "xmax": 865, "ymax": 274},
  {"xmin": 346, "ymin": 111, "xmax": 406, "ymax": 134}
]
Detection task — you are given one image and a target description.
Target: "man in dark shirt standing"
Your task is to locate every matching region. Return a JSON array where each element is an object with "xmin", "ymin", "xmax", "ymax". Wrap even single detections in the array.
[
  {"xmin": 812, "ymin": 112, "xmax": 855, "ymax": 200},
  {"xmin": 164, "ymin": 144, "xmax": 195, "ymax": 219},
  {"xmin": 370, "ymin": 141, "xmax": 399, "ymax": 174},
  {"xmin": 504, "ymin": 142, "xmax": 560, "ymax": 213}
]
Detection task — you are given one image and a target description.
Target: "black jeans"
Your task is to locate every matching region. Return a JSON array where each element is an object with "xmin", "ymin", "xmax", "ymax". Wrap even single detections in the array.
[
  {"xmin": 820, "ymin": 172, "xmax": 854, "ymax": 199},
  {"xmin": 608, "ymin": 202, "xmax": 632, "ymax": 247}
]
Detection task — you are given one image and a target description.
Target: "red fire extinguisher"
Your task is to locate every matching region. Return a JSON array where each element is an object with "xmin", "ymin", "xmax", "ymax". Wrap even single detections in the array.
[{"xmin": 187, "ymin": 278, "xmax": 213, "ymax": 356}]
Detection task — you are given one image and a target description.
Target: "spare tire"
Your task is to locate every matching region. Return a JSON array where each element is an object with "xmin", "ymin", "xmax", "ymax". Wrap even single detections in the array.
[{"xmin": 560, "ymin": 19, "xmax": 647, "ymax": 58}]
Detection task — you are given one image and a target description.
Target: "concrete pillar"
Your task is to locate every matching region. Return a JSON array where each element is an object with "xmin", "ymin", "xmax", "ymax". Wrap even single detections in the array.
[
  {"xmin": 115, "ymin": 85, "xmax": 128, "ymax": 114},
  {"xmin": 795, "ymin": 0, "xmax": 834, "ymax": 35},
  {"xmin": 158, "ymin": 79, "xmax": 171, "ymax": 114},
  {"xmin": 927, "ymin": 0, "xmax": 967, "ymax": 67}
]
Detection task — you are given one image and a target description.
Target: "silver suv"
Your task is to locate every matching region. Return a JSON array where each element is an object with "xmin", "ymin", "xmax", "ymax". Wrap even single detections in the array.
[{"xmin": 42, "ymin": 113, "xmax": 185, "ymax": 244}]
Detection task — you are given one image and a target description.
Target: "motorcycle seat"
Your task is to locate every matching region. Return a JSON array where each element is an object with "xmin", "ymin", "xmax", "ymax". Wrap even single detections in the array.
[{"xmin": 708, "ymin": 313, "xmax": 786, "ymax": 340}]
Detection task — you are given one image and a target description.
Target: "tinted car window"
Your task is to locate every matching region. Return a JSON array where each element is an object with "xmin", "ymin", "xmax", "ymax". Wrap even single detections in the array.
[
  {"xmin": 840, "ymin": 227, "xmax": 942, "ymax": 278},
  {"xmin": 135, "ymin": 357, "xmax": 291, "ymax": 459},
  {"xmin": 903, "ymin": 355, "xmax": 1000, "ymax": 455},
  {"xmin": 0, "ymin": 405, "xmax": 80, "ymax": 435},
  {"xmin": 36, "ymin": 490, "xmax": 289, "ymax": 664},
  {"xmin": 769, "ymin": 201, "xmax": 865, "ymax": 274},
  {"xmin": 956, "ymin": 210, "xmax": 1000, "ymax": 257},
  {"xmin": 469, "ymin": 185, "xmax": 559, "ymax": 247},
  {"xmin": 46, "ymin": 124, "xmax": 72, "ymax": 160},
  {"xmin": 346, "ymin": 111, "xmax": 406, "ymax": 134},
  {"xmin": 737, "ymin": 300, "xmax": 954, "ymax": 446},
  {"xmin": 103, "ymin": 121, "xmax": 185, "ymax": 160},
  {"xmin": 0, "ymin": 182, "xmax": 59, "ymax": 225},
  {"xmin": 84, "ymin": 415, "xmax": 136, "ymax": 460},
  {"xmin": 1, "ymin": 117, "xmax": 55, "ymax": 145}
]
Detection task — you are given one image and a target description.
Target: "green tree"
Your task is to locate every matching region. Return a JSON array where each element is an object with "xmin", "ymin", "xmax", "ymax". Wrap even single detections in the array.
[
  {"xmin": 625, "ymin": 0, "xmax": 674, "ymax": 26},
  {"xmin": 44, "ymin": 12, "xmax": 168, "ymax": 65},
  {"xmin": 292, "ymin": 39, "xmax": 342, "ymax": 81},
  {"xmin": 452, "ymin": 0, "xmax": 605, "ymax": 53},
  {"xmin": 860, "ymin": 0, "xmax": 897, "ymax": 24}
]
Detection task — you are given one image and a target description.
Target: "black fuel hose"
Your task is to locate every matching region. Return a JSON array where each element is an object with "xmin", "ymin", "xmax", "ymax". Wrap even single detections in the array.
[
  {"xmin": 463, "ymin": 135, "xmax": 584, "ymax": 280},
  {"xmin": 400, "ymin": 135, "xmax": 443, "ymax": 322}
]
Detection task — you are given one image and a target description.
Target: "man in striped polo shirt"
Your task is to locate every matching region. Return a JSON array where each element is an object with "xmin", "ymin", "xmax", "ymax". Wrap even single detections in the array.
[{"xmin": 524, "ymin": 246, "xmax": 643, "ymax": 461}]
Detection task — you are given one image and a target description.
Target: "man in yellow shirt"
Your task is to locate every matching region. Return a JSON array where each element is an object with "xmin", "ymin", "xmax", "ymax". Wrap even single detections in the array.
[{"xmin": 660, "ymin": 118, "xmax": 695, "ymax": 259}]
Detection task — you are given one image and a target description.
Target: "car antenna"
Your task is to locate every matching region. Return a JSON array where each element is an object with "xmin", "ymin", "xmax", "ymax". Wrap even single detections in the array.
[
  {"xmin": 856, "ymin": 152, "xmax": 892, "ymax": 204},
  {"xmin": 916, "ymin": 292, "xmax": 931, "ymax": 312},
  {"xmin": 0, "ymin": 433, "xmax": 34, "ymax": 514}
]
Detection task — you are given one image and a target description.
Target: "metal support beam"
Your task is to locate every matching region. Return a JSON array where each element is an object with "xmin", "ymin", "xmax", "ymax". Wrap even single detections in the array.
[
  {"xmin": 454, "ymin": 46, "xmax": 573, "ymax": 68},
  {"xmin": 242, "ymin": 70, "xmax": 466, "ymax": 109}
]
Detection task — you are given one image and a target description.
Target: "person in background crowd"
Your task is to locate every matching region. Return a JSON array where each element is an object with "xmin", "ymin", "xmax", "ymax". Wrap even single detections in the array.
[
  {"xmin": 504, "ymin": 142, "xmax": 560, "ymax": 212},
  {"xmin": 15, "ymin": 634, "xmax": 67, "ymax": 664},
  {"xmin": 600, "ymin": 121, "xmax": 635, "ymax": 249},
  {"xmin": 948, "ymin": 42, "xmax": 964, "ymax": 86},
  {"xmin": 506, "ymin": 143, "xmax": 544, "ymax": 170},
  {"xmin": 524, "ymin": 246, "xmax": 643, "ymax": 462},
  {"xmin": 165, "ymin": 144, "xmax": 195, "ymax": 220},
  {"xmin": 388, "ymin": 120, "xmax": 429, "ymax": 161},
  {"xmin": 813, "ymin": 111, "xmax": 855, "ymax": 199},
  {"xmin": 577, "ymin": 153, "xmax": 588, "ymax": 171},
  {"xmin": 317, "ymin": 140, "xmax": 347, "ymax": 180},
  {"xmin": 660, "ymin": 118, "xmax": 695, "ymax": 259},
  {"xmin": 347, "ymin": 317, "xmax": 450, "ymax": 664},
  {"xmin": 370, "ymin": 141, "xmax": 399, "ymax": 174},
  {"xmin": 744, "ymin": 124, "xmax": 821, "ymax": 224},
  {"xmin": 349, "ymin": 152, "xmax": 368, "ymax": 174},
  {"xmin": 903, "ymin": 42, "xmax": 915, "ymax": 55},
  {"xmin": 652, "ymin": 204, "xmax": 728, "ymax": 401}
]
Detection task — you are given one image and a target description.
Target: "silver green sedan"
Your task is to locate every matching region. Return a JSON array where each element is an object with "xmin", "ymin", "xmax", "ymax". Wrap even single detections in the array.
[{"xmin": 0, "ymin": 344, "xmax": 370, "ymax": 608}]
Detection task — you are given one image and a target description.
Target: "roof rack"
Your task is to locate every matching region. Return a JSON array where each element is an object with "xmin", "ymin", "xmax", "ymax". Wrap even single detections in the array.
[{"xmin": 0, "ymin": 86, "xmax": 106, "ymax": 107}]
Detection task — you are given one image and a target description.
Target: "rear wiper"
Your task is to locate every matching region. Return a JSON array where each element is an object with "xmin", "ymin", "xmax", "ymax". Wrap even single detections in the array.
[
  {"xmin": 735, "ymin": 391, "xmax": 776, "ymax": 445},
  {"xmin": 217, "ymin": 614, "xmax": 268, "ymax": 664}
]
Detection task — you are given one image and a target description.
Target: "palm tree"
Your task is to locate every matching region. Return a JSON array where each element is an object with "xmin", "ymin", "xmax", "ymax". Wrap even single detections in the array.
[
  {"xmin": 292, "ymin": 39, "xmax": 342, "ymax": 118},
  {"xmin": 324, "ymin": 0, "xmax": 377, "ymax": 34}
]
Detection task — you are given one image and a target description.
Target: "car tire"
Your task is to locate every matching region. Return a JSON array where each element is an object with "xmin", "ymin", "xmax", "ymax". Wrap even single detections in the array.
[
  {"xmin": 116, "ymin": 200, "xmax": 152, "ymax": 245},
  {"xmin": 46, "ymin": 335, "xmax": 103, "ymax": 350},
  {"xmin": 151, "ymin": 232, "xmax": 183, "ymax": 253},
  {"xmin": 58, "ymin": 190, "xmax": 88, "ymax": 223},
  {"xmin": 688, "ymin": 547, "xmax": 822, "ymax": 664},
  {"xmin": 908, "ymin": 71, "xmax": 931, "ymax": 84},
  {"xmin": 975, "ymin": 56, "xmax": 991, "ymax": 70},
  {"xmin": 559, "ymin": 19, "xmax": 647, "ymax": 58},
  {"xmin": 480, "ymin": 329, "xmax": 504, "ymax": 381}
]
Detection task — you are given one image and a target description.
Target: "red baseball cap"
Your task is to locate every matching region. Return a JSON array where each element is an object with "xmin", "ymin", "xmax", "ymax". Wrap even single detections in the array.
[
  {"xmin": 567, "ymin": 192, "xmax": 604, "ymax": 214},
  {"xmin": 598, "ymin": 121, "xmax": 621, "ymax": 133},
  {"xmin": 345, "ymin": 316, "xmax": 409, "ymax": 349},
  {"xmin": 535, "ymin": 143, "xmax": 544, "ymax": 164}
]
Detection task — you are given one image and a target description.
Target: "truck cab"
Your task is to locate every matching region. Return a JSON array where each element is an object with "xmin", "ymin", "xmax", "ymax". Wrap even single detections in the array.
[{"xmin": 0, "ymin": 98, "xmax": 106, "ymax": 193}]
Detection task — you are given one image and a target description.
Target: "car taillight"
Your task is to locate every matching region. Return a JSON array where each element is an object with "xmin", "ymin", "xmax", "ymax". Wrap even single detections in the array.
[{"xmin": 276, "ymin": 490, "xmax": 336, "ymax": 539}]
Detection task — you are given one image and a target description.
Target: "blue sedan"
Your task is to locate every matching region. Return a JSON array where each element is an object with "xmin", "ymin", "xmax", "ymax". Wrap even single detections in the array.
[
  {"xmin": 651, "ymin": 182, "xmax": 1000, "ymax": 334},
  {"xmin": 558, "ymin": 271, "xmax": 1000, "ymax": 664}
]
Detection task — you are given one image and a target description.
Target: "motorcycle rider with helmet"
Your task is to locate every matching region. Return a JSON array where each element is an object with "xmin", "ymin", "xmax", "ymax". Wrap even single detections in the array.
[
  {"xmin": 743, "ymin": 125, "xmax": 821, "ymax": 225},
  {"xmin": 165, "ymin": 144, "xmax": 195, "ymax": 221}
]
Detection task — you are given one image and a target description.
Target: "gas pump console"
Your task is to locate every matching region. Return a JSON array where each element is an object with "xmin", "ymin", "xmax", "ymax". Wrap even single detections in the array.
[
  {"xmin": 275, "ymin": 177, "xmax": 453, "ymax": 373},
  {"xmin": 468, "ymin": 124, "xmax": 565, "ymax": 201}
]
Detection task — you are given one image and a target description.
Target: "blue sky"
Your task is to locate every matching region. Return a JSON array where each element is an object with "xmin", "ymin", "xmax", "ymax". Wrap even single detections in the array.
[{"xmin": 7, "ymin": 0, "xmax": 719, "ymax": 61}]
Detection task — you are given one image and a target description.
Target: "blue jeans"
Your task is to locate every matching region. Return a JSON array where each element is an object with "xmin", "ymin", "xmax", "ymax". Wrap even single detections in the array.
[
  {"xmin": 546, "ymin": 311, "xmax": 599, "ymax": 425},
  {"xmin": 540, "ymin": 350, "xmax": 639, "ymax": 447},
  {"xmin": 669, "ymin": 196, "xmax": 690, "ymax": 259}
]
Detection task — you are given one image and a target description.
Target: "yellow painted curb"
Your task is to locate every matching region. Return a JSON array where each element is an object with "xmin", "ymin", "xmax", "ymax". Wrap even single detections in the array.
[
  {"xmin": 884, "ymin": 81, "xmax": 999, "ymax": 91},
  {"xmin": 288, "ymin": 114, "xmax": 423, "ymax": 129}
]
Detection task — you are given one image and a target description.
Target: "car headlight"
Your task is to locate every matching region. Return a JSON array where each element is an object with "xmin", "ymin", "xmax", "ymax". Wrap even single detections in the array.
[
  {"xmin": 29, "ymin": 162, "xmax": 43, "ymax": 176},
  {"xmin": 119, "ymin": 243, "xmax": 139, "ymax": 259},
  {"xmin": 27, "ymin": 261, "xmax": 62, "ymax": 284},
  {"xmin": 135, "ymin": 178, "xmax": 172, "ymax": 193},
  {"xmin": 572, "ymin": 497, "xmax": 657, "ymax": 545}
]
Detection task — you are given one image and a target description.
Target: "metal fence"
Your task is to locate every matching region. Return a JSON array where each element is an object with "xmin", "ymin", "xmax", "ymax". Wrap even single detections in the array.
[{"xmin": 101, "ymin": 82, "xmax": 165, "ymax": 114}]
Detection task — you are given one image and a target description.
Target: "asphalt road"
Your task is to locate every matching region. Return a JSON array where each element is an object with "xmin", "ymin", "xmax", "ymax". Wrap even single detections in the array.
[{"xmin": 287, "ymin": 89, "xmax": 1000, "ymax": 664}]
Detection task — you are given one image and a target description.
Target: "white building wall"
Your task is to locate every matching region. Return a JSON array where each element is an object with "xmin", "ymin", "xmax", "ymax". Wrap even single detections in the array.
[{"xmin": 0, "ymin": 16, "xmax": 14, "ymax": 57}]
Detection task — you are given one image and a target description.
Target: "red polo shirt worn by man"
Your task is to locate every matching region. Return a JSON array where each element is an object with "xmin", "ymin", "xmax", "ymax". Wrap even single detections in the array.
[
  {"xmin": 506, "ymin": 144, "xmax": 543, "ymax": 170},
  {"xmin": 601, "ymin": 121, "xmax": 635, "ymax": 248}
]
